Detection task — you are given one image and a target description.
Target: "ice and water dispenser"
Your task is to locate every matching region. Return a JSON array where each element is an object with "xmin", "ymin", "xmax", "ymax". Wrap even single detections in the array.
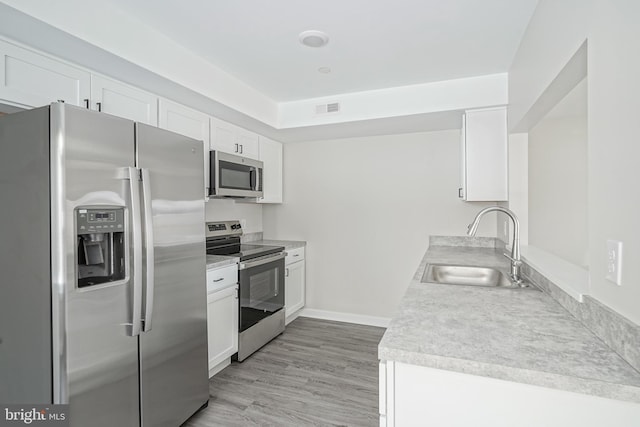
[{"xmin": 76, "ymin": 208, "xmax": 126, "ymax": 288}]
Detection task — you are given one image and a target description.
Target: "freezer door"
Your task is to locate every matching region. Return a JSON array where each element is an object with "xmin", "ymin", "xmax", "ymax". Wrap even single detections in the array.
[
  {"xmin": 52, "ymin": 104, "xmax": 141, "ymax": 426},
  {"xmin": 136, "ymin": 124, "xmax": 209, "ymax": 427}
]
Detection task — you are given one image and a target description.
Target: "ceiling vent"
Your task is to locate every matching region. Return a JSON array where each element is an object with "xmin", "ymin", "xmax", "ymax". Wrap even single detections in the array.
[{"xmin": 315, "ymin": 102, "xmax": 340, "ymax": 115}]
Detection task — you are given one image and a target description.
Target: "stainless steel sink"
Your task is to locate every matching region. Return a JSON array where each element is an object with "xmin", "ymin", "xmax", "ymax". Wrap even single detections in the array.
[{"xmin": 421, "ymin": 264, "xmax": 531, "ymax": 289}]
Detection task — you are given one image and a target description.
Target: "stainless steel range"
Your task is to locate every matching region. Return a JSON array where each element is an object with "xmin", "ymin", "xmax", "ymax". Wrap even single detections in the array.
[{"xmin": 206, "ymin": 221, "xmax": 286, "ymax": 361}]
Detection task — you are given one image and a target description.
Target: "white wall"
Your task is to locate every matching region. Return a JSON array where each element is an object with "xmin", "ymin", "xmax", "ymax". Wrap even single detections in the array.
[
  {"xmin": 529, "ymin": 114, "xmax": 588, "ymax": 267},
  {"xmin": 508, "ymin": 133, "xmax": 529, "ymax": 246},
  {"xmin": 509, "ymin": 0, "xmax": 640, "ymax": 324},
  {"xmin": 529, "ymin": 114, "xmax": 588, "ymax": 268},
  {"xmin": 205, "ymin": 200, "xmax": 262, "ymax": 234},
  {"xmin": 262, "ymin": 130, "xmax": 498, "ymax": 318}
]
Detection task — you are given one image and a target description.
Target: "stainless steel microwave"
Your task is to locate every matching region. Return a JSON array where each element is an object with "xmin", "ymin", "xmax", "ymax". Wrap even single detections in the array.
[{"xmin": 209, "ymin": 151, "xmax": 263, "ymax": 198}]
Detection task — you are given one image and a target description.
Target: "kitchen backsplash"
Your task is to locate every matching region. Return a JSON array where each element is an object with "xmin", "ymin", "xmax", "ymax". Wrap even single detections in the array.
[
  {"xmin": 205, "ymin": 199, "xmax": 263, "ymax": 233},
  {"xmin": 241, "ymin": 232, "xmax": 263, "ymax": 243}
]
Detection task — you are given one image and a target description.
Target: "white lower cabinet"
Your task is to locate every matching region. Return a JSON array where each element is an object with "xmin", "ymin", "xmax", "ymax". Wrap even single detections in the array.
[
  {"xmin": 380, "ymin": 361, "xmax": 640, "ymax": 427},
  {"xmin": 285, "ymin": 247, "xmax": 305, "ymax": 322},
  {"xmin": 206, "ymin": 264, "xmax": 239, "ymax": 378}
]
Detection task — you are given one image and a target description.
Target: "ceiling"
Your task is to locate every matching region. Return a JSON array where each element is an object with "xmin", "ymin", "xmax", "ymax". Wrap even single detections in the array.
[{"xmin": 105, "ymin": 0, "xmax": 538, "ymax": 103}]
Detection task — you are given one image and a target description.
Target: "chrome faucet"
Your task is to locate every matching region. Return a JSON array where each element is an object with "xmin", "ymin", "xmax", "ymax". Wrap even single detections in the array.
[{"xmin": 467, "ymin": 206, "xmax": 523, "ymax": 286}]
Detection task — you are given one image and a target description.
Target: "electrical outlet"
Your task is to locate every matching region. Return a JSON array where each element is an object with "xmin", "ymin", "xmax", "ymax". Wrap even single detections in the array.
[
  {"xmin": 606, "ymin": 240, "xmax": 623, "ymax": 286},
  {"xmin": 240, "ymin": 219, "xmax": 247, "ymax": 229}
]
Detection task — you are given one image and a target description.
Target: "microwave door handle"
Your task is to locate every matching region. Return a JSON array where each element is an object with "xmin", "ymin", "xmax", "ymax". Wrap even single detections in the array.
[
  {"xmin": 127, "ymin": 167, "xmax": 143, "ymax": 337},
  {"xmin": 141, "ymin": 168, "xmax": 155, "ymax": 332},
  {"xmin": 250, "ymin": 168, "xmax": 257, "ymax": 190},
  {"xmin": 257, "ymin": 167, "xmax": 262, "ymax": 192}
]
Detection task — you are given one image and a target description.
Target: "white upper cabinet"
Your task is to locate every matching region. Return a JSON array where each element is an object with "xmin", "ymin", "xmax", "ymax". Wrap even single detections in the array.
[
  {"xmin": 459, "ymin": 106, "xmax": 508, "ymax": 202},
  {"xmin": 0, "ymin": 39, "xmax": 90, "ymax": 108},
  {"xmin": 158, "ymin": 98, "xmax": 211, "ymax": 197},
  {"xmin": 91, "ymin": 75, "xmax": 158, "ymax": 125},
  {"xmin": 210, "ymin": 116, "xmax": 260, "ymax": 160},
  {"xmin": 257, "ymin": 136, "xmax": 283, "ymax": 204}
]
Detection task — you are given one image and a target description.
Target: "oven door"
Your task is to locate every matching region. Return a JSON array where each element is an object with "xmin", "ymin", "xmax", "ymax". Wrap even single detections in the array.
[
  {"xmin": 238, "ymin": 253, "xmax": 285, "ymax": 331},
  {"xmin": 209, "ymin": 151, "xmax": 264, "ymax": 198}
]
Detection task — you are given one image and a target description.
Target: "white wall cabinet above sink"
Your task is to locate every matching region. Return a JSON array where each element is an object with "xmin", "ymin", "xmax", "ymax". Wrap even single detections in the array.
[
  {"xmin": 90, "ymin": 75, "xmax": 158, "ymax": 126},
  {"xmin": 0, "ymin": 39, "xmax": 90, "ymax": 108},
  {"xmin": 257, "ymin": 136, "xmax": 283, "ymax": 204},
  {"xmin": 211, "ymin": 116, "xmax": 260, "ymax": 160},
  {"xmin": 459, "ymin": 106, "xmax": 508, "ymax": 202}
]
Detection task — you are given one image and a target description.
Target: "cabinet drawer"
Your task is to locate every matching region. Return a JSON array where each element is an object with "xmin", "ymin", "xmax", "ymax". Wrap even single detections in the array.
[
  {"xmin": 206, "ymin": 264, "xmax": 238, "ymax": 293},
  {"xmin": 285, "ymin": 247, "xmax": 305, "ymax": 265}
]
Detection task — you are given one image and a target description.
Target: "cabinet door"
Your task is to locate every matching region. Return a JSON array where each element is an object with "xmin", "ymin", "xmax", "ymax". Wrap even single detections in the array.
[
  {"xmin": 206, "ymin": 285, "xmax": 239, "ymax": 376},
  {"xmin": 0, "ymin": 40, "xmax": 90, "ymax": 108},
  {"xmin": 91, "ymin": 75, "xmax": 158, "ymax": 125},
  {"xmin": 257, "ymin": 136, "xmax": 283, "ymax": 204},
  {"xmin": 158, "ymin": 98, "xmax": 210, "ymax": 197},
  {"xmin": 393, "ymin": 362, "xmax": 640, "ymax": 427},
  {"xmin": 235, "ymin": 128, "xmax": 260, "ymax": 160},
  {"xmin": 210, "ymin": 116, "xmax": 237, "ymax": 156},
  {"xmin": 460, "ymin": 107, "xmax": 508, "ymax": 201},
  {"xmin": 211, "ymin": 116, "xmax": 260, "ymax": 160},
  {"xmin": 285, "ymin": 260, "xmax": 305, "ymax": 319}
]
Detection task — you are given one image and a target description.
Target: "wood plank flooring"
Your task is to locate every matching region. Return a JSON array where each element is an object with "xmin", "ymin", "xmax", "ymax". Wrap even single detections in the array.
[{"xmin": 184, "ymin": 317, "xmax": 386, "ymax": 427}]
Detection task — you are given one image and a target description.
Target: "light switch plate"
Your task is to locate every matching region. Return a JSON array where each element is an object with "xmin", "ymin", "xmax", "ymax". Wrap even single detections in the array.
[{"xmin": 606, "ymin": 240, "xmax": 623, "ymax": 286}]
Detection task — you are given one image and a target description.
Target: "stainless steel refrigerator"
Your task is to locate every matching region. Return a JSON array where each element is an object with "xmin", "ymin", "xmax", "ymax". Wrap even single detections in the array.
[{"xmin": 0, "ymin": 103, "xmax": 209, "ymax": 426}]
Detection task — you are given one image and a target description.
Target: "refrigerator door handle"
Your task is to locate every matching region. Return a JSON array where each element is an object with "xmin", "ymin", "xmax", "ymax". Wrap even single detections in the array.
[
  {"xmin": 127, "ymin": 167, "xmax": 143, "ymax": 337},
  {"xmin": 141, "ymin": 168, "xmax": 155, "ymax": 332}
]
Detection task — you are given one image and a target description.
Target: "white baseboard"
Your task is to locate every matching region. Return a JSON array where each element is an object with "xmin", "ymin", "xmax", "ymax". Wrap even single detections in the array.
[{"xmin": 299, "ymin": 308, "xmax": 390, "ymax": 328}]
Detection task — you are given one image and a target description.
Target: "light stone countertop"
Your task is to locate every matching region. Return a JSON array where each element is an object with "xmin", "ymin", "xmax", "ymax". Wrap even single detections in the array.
[
  {"xmin": 378, "ymin": 242, "xmax": 640, "ymax": 403},
  {"xmin": 251, "ymin": 239, "xmax": 306, "ymax": 251},
  {"xmin": 206, "ymin": 255, "xmax": 239, "ymax": 270}
]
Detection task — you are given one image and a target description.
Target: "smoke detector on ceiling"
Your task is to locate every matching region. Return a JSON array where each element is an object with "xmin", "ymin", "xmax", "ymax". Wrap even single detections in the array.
[{"xmin": 299, "ymin": 30, "xmax": 329, "ymax": 48}]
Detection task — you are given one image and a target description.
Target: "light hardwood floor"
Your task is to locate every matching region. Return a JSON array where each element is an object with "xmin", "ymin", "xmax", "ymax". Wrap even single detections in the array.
[{"xmin": 184, "ymin": 317, "xmax": 386, "ymax": 427}]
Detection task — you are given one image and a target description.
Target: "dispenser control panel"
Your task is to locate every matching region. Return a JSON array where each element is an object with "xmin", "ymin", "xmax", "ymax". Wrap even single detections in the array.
[
  {"xmin": 77, "ymin": 208, "xmax": 125, "ymax": 234},
  {"xmin": 76, "ymin": 207, "xmax": 126, "ymax": 288}
]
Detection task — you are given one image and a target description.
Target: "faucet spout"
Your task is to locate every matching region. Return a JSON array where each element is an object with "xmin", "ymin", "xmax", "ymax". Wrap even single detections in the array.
[{"xmin": 467, "ymin": 206, "xmax": 522, "ymax": 285}]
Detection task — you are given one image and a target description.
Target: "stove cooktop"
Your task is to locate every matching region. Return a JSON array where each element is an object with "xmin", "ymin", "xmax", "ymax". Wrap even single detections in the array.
[
  {"xmin": 205, "ymin": 220, "xmax": 284, "ymax": 261},
  {"xmin": 207, "ymin": 242, "xmax": 284, "ymax": 261}
]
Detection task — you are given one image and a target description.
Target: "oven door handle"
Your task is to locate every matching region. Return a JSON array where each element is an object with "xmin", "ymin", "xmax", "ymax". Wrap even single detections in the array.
[{"xmin": 239, "ymin": 253, "xmax": 285, "ymax": 270}]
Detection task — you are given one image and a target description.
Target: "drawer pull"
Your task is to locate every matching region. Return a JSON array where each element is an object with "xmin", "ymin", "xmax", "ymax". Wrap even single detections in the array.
[{"xmin": 213, "ymin": 278, "xmax": 224, "ymax": 282}]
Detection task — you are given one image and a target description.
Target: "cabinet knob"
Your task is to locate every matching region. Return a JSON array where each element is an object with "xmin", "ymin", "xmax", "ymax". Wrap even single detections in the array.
[
  {"xmin": 84, "ymin": 99, "xmax": 90, "ymax": 109},
  {"xmin": 96, "ymin": 102, "xmax": 102, "ymax": 112},
  {"xmin": 458, "ymin": 187, "xmax": 464, "ymax": 199}
]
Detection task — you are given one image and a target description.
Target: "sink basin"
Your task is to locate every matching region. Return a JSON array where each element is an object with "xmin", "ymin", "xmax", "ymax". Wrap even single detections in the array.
[{"xmin": 421, "ymin": 264, "xmax": 528, "ymax": 289}]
